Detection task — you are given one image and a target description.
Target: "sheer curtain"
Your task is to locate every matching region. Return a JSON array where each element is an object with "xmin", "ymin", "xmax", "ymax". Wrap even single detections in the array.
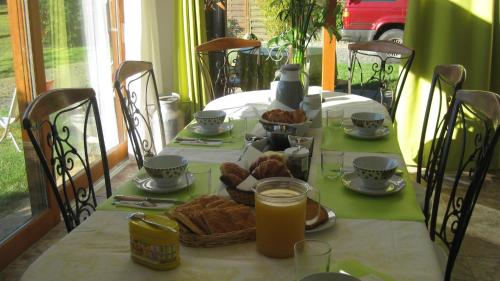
[{"xmin": 82, "ymin": 0, "xmax": 118, "ymax": 148}]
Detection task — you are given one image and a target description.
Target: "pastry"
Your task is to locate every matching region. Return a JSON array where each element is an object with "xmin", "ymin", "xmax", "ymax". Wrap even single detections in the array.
[
  {"xmin": 262, "ymin": 109, "xmax": 307, "ymax": 124},
  {"xmin": 220, "ymin": 162, "xmax": 250, "ymax": 187},
  {"xmin": 251, "ymin": 159, "xmax": 292, "ymax": 179},
  {"xmin": 249, "ymin": 153, "xmax": 286, "ymax": 172}
]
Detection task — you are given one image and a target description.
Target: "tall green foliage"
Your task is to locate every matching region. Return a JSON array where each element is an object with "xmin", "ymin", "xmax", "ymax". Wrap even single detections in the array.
[{"xmin": 267, "ymin": 0, "xmax": 342, "ymax": 64}]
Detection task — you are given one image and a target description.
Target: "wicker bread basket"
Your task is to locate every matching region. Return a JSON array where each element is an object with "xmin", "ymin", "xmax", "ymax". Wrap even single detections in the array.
[
  {"xmin": 225, "ymin": 185, "xmax": 255, "ymax": 206},
  {"xmin": 178, "ymin": 224, "xmax": 256, "ymax": 247}
]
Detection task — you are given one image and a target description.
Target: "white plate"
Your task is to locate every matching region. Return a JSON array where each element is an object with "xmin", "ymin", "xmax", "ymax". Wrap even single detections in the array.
[
  {"xmin": 186, "ymin": 123, "xmax": 234, "ymax": 136},
  {"xmin": 135, "ymin": 173, "xmax": 194, "ymax": 194},
  {"xmin": 341, "ymin": 172, "xmax": 405, "ymax": 196},
  {"xmin": 306, "ymin": 205, "xmax": 336, "ymax": 234},
  {"xmin": 300, "ymin": 272, "xmax": 361, "ymax": 281},
  {"xmin": 344, "ymin": 126, "xmax": 390, "ymax": 139}
]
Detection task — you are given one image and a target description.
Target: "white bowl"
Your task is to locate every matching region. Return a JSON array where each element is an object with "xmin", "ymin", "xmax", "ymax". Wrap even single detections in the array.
[
  {"xmin": 351, "ymin": 112, "xmax": 384, "ymax": 135},
  {"xmin": 352, "ymin": 156, "xmax": 398, "ymax": 189},
  {"xmin": 143, "ymin": 155, "xmax": 188, "ymax": 187},
  {"xmin": 194, "ymin": 110, "xmax": 226, "ymax": 132}
]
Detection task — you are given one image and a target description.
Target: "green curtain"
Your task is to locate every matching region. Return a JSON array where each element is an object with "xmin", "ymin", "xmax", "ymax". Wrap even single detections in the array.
[
  {"xmin": 173, "ymin": 0, "xmax": 208, "ymax": 115},
  {"xmin": 396, "ymin": 0, "xmax": 500, "ymax": 167}
]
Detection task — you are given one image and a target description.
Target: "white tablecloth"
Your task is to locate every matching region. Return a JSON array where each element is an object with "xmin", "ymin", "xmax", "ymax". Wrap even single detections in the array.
[{"xmin": 21, "ymin": 91, "xmax": 443, "ymax": 281}]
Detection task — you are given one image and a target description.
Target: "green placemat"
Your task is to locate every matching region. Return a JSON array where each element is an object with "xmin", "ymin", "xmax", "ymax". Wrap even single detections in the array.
[
  {"xmin": 167, "ymin": 119, "xmax": 258, "ymax": 150},
  {"xmin": 98, "ymin": 162, "xmax": 221, "ymax": 214},
  {"xmin": 322, "ymin": 126, "xmax": 402, "ymax": 154},
  {"xmin": 333, "ymin": 260, "xmax": 396, "ymax": 281},
  {"xmin": 312, "ymin": 164, "xmax": 424, "ymax": 221}
]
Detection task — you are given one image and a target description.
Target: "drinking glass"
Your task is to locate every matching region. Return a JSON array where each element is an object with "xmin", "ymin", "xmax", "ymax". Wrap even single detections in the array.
[
  {"xmin": 187, "ymin": 166, "xmax": 212, "ymax": 198},
  {"xmin": 321, "ymin": 151, "xmax": 344, "ymax": 180},
  {"xmin": 254, "ymin": 178, "xmax": 321, "ymax": 258},
  {"xmin": 294, "ymin": 239, "xmax": 332, "ymax": 280},
  {"xmin": 325, "ymin": 108, "xmax": 344, "ymax": 128}
]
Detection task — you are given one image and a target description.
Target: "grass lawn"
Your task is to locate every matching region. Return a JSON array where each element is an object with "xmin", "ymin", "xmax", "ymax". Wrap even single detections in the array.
[{"xmin": 0, "ymin": 122, "xmax": 28, "ymax": 211}]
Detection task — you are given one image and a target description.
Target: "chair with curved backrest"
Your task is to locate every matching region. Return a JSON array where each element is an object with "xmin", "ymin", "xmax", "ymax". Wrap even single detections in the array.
[
  {"xmin": 347, "ymin": 40, "xmax": 415, "ymax": 121},
  {"xmin": 195, "ymin": 37, "xmax": 261, "ymax": 101},
  {"xmin": 424, "ymin": 90, "xmax": 500, "ymax": 281},
  {"xmin": 0, "ymin": 88, "xmax": 21, "ymax": 152},
  {"xmin": 414, "ymin": 65, "xmax": 466, "ymax": 211},
  {"xmin": 23, "ymin": 88, "xmax": 112, "ymax": 232},
  {"xmin": 114, "ymin": 61, "xmax": 166, "ymax": 169}
]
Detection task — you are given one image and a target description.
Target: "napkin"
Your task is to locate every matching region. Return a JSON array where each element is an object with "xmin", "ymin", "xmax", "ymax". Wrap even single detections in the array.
[
  {"xmin": 235, "ymin": 145, "xmax": 264, "ymax": 191},
  {"xmin": 178, "ymin": 140, "xmax": 223, "ymax": 146}
]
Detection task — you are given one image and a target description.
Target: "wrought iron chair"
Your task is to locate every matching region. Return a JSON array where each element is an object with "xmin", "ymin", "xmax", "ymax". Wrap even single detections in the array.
[
  {"xmin": 417, "ymin": 65, "xmax": 466, "ymax": 185},
  {"xmin": 0, "ymin": 88, "xmax": 21, "ymax": 152},
  {"xmin": 347, "ymin": 40, "xmax": 415, "ymax": 120},
  {"xmin": 114, "ymin": 61, "xmax": 166, "ymax": 169},
  {"xmin": 424, "ymin": 90, "xmax": 500, "ymax": 281},
  {"xmin": 195, "ymin": 37, "xmax": 261, "ymax": 100},
  {"xmin": 23, "ymin": 88, "xmax": 112, "ymax": 232}
]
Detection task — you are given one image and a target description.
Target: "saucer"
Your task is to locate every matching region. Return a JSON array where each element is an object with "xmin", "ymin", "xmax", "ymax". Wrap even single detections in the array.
[
  {"xmin": 341, "ymin": 172, "xmax": 405, "ymax": 196},
  {"xmin": 299, "ymin": 272, "xmax": 361, "ymax": 281},
  {"xmin": 305, "ymin": 206, "xmax": 336, "ymax": 234},
  {"xmin": 187, "ymin": 123, "xmax": 234, "ymax": 136},
  {"xmin": 135, "ymin": 172, "xmax": 194, "ymax": 194},
  {"xmin": 344, "ymin": 126, "xmax": 390, "ymax": 139}
]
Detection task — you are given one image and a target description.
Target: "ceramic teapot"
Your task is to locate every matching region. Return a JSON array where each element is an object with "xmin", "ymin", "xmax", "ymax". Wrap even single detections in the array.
[{"xmin": 276, "ymin": 64, "xmax": 304, "ymax": 109}]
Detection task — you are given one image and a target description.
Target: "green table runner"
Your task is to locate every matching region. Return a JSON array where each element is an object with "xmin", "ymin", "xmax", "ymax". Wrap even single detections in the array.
[
  {"xmin": 167, "ymin": 119, "xmax": 258, "ymax": 150},
  {"xmin": 322, "ymin": 126, "xmax": 401, "ymax": 154},
  {"xmin": 312, "ymin": 163, "xmax": 424, "ymax": 221},
  {"xmin": 98, "ymin": 162, "xmax": 221, "ymax": 214}
]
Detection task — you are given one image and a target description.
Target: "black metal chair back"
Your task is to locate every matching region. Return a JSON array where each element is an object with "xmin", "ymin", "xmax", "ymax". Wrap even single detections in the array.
[
  {"xmin": 114, "ymin": 61, "xmax": 166, "ymax": 169},
  {"xmin": 23, "ymin": 88, "xmax": 112, "ymax": 232},
  {"xmin": 347, "ymin": 40, "xmax": 415, "ymax": 120},
  {"xmin": 195, "ymin": 37, "xmax": 261, "ymax": 101},
  {"xmin": 417, "ymin": 65, "xmax": 466, "ymax": 190},
  {"xmin": 426, "ymin": 90, "xmax": 500, "ymax": 281}
]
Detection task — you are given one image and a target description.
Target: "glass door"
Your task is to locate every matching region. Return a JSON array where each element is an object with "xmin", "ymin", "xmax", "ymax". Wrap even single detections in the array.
[{"xmin": 0, "ymin": 0, "xmax": 126, "ymax": 269}]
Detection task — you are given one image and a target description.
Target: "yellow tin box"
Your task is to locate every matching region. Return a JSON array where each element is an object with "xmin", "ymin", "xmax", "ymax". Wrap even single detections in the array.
[{"xmin": 129, "ymin": 214, "xmax": 180, "ymax": 270}]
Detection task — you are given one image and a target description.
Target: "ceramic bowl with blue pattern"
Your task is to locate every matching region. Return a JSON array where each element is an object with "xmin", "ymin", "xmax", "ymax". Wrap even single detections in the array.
[
  {"xmin": 144, "ymin": 155, "xmax": 188, "ymax": 187},
  {"xmin": 351, "ymin": 112, "xmax": 385, "ymax": 135},
  {"xmin": 194, "ymin": 110, "xmax": 226, "ymax": 133},
  {"xmin": 352, "ymin": 156, "xmax": 398, "ymax": 189}
]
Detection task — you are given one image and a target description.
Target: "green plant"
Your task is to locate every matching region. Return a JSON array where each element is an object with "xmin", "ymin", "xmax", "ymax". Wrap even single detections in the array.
[
  {"xmin": 255, "ymin": 0, "xmax": 289, "ymax": 38},
  {"xmin": 268, "ymin": 0, "xmax": 342, "ymax": 64}
]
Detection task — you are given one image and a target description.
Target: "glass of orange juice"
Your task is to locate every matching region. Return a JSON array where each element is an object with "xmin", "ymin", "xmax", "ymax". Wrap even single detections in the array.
[{"xmin": 254, "ymin": 177, "xmax": 321, "ymax": 258}]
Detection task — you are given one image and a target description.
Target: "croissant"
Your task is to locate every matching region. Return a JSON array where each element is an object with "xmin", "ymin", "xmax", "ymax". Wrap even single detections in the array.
[
  {"xmin": 252, "ymin": 159, "xmax": 292, "ymax": 179},
  {"xmin": 219, "ymin": 162, "xmax": 250, "ymax": 187},
  {"xmin": 249, "ymin": 153, "xmax": 286, "ymax": 172}
]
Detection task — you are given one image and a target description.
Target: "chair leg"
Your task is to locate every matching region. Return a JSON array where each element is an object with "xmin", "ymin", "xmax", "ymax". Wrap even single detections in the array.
[{"xmin": 8, "ymin": 132, "xmax": 21, "ymax": 152}]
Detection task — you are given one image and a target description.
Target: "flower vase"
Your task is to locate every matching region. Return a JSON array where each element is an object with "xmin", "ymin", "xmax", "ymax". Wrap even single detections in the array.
[{"xmin": 290, "ymin": 48, "xmax": 310, "ymax": 96}]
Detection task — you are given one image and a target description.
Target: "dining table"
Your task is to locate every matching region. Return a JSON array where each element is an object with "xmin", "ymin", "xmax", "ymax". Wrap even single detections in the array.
[{"xmin": 20, "ymin": 89, "xmax": 444, "ymax": 281}]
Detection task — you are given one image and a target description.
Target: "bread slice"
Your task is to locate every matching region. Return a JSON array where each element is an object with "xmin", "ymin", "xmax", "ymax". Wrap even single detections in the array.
[
  {"xmin": 306, "ymin": 198, "xmax": 328, "ymax": 230},
  {"xmin": 171, "ymin": 210, "xmax": 205, "ymax": 235},
  {"xmin": 202, "ymin": 208, "xmax": 241, "ymax": 234}
]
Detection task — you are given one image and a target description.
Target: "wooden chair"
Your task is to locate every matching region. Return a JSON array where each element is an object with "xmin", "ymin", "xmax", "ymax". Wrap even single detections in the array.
[
  {"xmin": 23, "ymin": 88, "xmax": 112, "ymax": 232},
  {"xmin": 347, "ymin": 40, "xmax": 415, "ymax": 120},
  {"xmin": 424, "ymin": 90, "xmax": 500, "ymax": 281},
  {"xmin": 114, "ymin": 61, "xmax": 166, "ymax": 169},
  {"xmin": 0, "ymin": 88, "xmax": 21, "ymax": 152},
  {"xmin": 195, "ymin": 37, "xmax": 261, "ymax": 101}
]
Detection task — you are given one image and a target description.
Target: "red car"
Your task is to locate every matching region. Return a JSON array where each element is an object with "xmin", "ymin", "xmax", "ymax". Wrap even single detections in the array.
[{"xmin": 340, "ymin": 0, "xmax": 408, "ymax": 43}]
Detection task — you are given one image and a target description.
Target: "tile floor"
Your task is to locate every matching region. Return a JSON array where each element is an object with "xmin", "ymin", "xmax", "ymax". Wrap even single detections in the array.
[{"xmin": 1, "ymin": 160, "xmax": 499, "ymax": 281}]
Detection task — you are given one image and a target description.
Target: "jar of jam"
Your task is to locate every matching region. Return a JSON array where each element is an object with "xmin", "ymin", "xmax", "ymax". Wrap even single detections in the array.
[
  {"xmin": 284, "ymin": 147, "xmax": 310, "ymax": 181},
  {"xmin": 129, "ymin": 214, "xmax": 180, "ymax": 270}
]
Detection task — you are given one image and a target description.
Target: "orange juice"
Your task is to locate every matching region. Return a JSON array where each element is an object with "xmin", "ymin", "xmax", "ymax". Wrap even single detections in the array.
[{"xmin": 256, "ymin": 188, "xmax": 307, "ymax": 258}]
